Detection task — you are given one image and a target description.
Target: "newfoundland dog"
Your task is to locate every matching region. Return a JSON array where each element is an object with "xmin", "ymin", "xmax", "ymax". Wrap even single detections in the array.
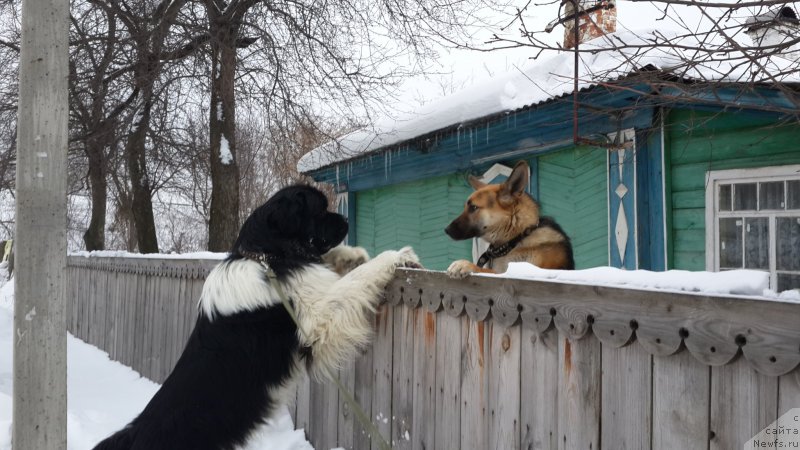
[{"xmin": 93, "ymin": 184, "xmax": 419, "ymax": 450}]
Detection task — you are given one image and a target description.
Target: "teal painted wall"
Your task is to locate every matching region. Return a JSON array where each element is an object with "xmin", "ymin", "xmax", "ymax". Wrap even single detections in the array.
[
  {"xmin": 355, "ymin": 148, "xmax": 610, "ymax": 271},
  {"xmin": 355, "ymin": 174, "xmax": 473, "ymax": 271},
  {"xmin": 667, "ymin": 109, "xmax": 800, "ymax": 270},
  {"xmin": 538, "ymin": 146, "xmax": 609, "ymax": 269}
]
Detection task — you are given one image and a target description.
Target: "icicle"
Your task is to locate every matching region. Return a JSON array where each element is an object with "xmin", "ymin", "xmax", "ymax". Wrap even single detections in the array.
[
  {"xmin": 470, "ymin": 128, "xmax": 474, "ymax": 154},
  {"xmin": 336, "ymin": 165, "xmax": 340, "ymax": 188}
]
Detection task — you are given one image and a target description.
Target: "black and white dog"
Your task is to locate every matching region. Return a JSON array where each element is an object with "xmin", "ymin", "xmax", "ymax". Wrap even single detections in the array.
[{"xmin": 93, "ymin": 184, "xmax": 419, "ymax": 450}]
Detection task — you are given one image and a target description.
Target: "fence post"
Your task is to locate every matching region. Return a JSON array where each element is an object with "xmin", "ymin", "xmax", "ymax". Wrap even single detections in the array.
[{"xmin": 13, "ymin": 0, "xmax": 70, "ymax": 447}]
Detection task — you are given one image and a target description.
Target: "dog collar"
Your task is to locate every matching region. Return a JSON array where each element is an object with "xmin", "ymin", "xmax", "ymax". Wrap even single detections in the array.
[
  {"xmin": 239, "ymin": 248, "xmax": 270, "ymax": 262},
  {"xmin": 476, "ymin": 224, "xmax": 538, "ymax": 268},
  {"xmin": 238, "ymin": 245, "xmax": 322, "ymax": 265}
]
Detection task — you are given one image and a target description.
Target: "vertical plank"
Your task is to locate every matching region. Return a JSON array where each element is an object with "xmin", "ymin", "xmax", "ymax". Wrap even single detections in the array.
[
  {"xmin": 92, "ymin": 267, "xmax": 108, "ymax": 349},
  {"xmin": 153, "ymin": 274, "xmax": 168, "ymax": 382},
  {"xmin": 601, "ymin": 343, "xmax": 652, "ymax": 449},
  {"xmin": 143, "ymin": 273, "xmax": 157, "ymax": 379},
  {"xmin": 372, "ymin": 303, "xmax": 394, "ymax": 450},
  {"xmin": 710, "ymin": 356, "xmax": 778, "ymax": 449},
  {"xmin": 132, "ymin": 271, "xmax": 148, "ymax": 376},
  {"xmin": 652, "ymin": 350, "xmax": 710, "ymax": 450},
  {"xmin": 309, "ymin": 379, "xmax": 325, "ymax": 447},
  {"xmin": 392, "ymin": 306, "xmax": 415, "ymax": 449},
  {"xmin": 338, "ymin": 362, "xmax": 356, "ymax": 450},
  {"xmin": 777, "ymin": 368, "xmax": 800, "ymax": 444},
  {"xmin": 309, "ymin": 379, "xmax": 338, "ymax": 449},
  {"xmin": 434, "ymin": 312, "xmax": 461, "ymax": 450},
  {"xmin": 460, "ymin": 318, "xmax": 488, "ymax": 450},
  {"xmin": 557, "ymin": 335, "xmax": 601, "ymax": 450},
  {"xmin": 411, "ymin": 310, "xmax": 436, "ymax": 450},
  {"xmin": 354, "ymin": 345, "xmax": 374, "ymax": 450},
  {"xmin": 487, "ymin": 322, "xmax": 520, "ymax": 450},
  {"xmin": 105, "ymin": 270, "xmax": 119, "ymax": 361},
  {"xmin": 295, "ymin": 371, "xmax": 311, "ymax": 436},
  {"xmin": 779, "ymin": 368, "xmax": 800, "ymax": 418},
  {"xmin": 123, "ymin": 271, "xmax": 138, "ymax": 369},
  {"xmin": 521, "ymin": 327, "xmax": 559, "ymax": 450}
]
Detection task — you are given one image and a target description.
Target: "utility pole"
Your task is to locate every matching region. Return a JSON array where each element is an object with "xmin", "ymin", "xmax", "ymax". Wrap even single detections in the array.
[{"xmin": 13, "ymin": 0, "xmax": 69, "ymax": 447}]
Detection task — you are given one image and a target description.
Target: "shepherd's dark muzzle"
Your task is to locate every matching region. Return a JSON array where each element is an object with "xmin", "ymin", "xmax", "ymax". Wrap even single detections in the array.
[{"xmin": 445, "ymin": 215, "xmax": 479, "ymax": 241}]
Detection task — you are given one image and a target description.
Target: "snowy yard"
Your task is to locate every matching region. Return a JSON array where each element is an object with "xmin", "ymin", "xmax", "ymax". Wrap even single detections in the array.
[{"xmin": 0, "ymin": 273, "xmax": 320, "ymax": 450}]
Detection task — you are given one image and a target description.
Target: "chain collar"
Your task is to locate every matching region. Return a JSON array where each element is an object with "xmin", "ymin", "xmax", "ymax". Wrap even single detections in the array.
[{"xmin": 476, "ymin": 224, "xmax": 539, "ymax": 268}]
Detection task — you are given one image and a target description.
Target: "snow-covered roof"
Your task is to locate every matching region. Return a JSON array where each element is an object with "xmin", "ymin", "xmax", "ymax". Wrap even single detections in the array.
[
  {"xmin": 745, "ymin": 6, "xmax": 799, "ymax": 30},
  {"xmin": 298, "ymin": 29, "xmax": 800, "ymax": 173}
]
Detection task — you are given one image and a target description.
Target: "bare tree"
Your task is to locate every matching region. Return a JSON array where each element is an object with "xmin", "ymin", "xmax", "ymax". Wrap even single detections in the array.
[{"xmin": 478, "ymin": 0, "xmax": 800, "ymax": 134}]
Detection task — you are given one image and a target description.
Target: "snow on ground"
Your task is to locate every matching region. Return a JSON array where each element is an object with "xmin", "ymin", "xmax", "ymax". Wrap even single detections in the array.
[
  {"xmin": 0, "ymin": 270, "xmax": 319, "ymax": 450},
  {"xmin": 486, "ymin": 263, "xmax": 800, "ymax": 302}
]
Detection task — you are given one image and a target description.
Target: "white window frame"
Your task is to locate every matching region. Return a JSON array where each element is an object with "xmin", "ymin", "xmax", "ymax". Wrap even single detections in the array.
[{"xmin": 705, "ymin": 164, "xmax": 800, "ymax": 290}]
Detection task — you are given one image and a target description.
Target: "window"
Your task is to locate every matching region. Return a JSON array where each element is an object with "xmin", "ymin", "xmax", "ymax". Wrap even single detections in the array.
[{"xmin": 706, "ymin": 165, "xmax": 800, "ymax": 292}]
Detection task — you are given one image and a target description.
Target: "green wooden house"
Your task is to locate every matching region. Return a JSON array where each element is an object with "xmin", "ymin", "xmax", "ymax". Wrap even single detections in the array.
[{"xmin": 300, "ymin": 27, "xmax": 800, "ymax": 292}]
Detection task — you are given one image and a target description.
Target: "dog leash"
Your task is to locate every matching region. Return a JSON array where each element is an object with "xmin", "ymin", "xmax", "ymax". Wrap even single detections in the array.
[{"xmin": 260, "ymin": 262, "xmax": 394, "ymax": 450}]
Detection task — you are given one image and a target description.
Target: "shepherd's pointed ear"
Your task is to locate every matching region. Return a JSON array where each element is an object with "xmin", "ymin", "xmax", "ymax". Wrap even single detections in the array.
[
  {"xmin": 501, "ymin": 161, "xmax": 529, "ymax": 197},
  {"xmin": 468, "ymin": 174, "xmax": 487, "ymax": 190}
]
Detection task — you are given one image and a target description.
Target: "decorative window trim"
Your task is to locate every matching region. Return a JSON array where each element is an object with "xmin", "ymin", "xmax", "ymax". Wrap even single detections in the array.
[{"xmin": 705, "ymin": 164, "xmax": 800, "ymax": 289}]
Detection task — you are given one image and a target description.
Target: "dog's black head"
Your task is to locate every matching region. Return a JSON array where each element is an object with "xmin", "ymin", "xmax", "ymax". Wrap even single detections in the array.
[{"xmin": 231, "ymin": 185, "xmax": 348, "ymax": 274}]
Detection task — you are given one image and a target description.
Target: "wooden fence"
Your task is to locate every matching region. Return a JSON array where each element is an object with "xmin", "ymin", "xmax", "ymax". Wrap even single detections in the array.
[{"xmin": 66, "ymin": 255, "xmax": 800, "ymax": 450}]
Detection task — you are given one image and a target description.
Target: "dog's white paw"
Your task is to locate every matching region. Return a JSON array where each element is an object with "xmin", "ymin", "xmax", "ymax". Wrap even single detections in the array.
[
  {"xmin": 394, "ymin": 246, "xmax": 421, "ymax": 269},
  {"xmin": 447, "ymin": 259, "xmax": 477, "ymax": 279},
  {"xmin": 323, "ymin": 245, "xmax": 370, "ymax": 275}
]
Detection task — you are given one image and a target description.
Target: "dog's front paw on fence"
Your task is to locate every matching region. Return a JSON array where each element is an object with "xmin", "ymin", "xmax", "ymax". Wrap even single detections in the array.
[
  {"xmin": 447, "ymin": 259, "xmax": 478, "ymax": 279},
  {"xmin": 395, "ymin": 246, "xmax": 421, "ymax": 269}
]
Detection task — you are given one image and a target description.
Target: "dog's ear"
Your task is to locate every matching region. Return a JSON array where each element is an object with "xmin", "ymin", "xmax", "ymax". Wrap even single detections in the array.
[
  {"xmin": 499, "ymin": 161, "xmax": 529, "ymax": 203},
  {"xmin": 468, "ymin": 174, "xmax": 486, "ymax": 190}
]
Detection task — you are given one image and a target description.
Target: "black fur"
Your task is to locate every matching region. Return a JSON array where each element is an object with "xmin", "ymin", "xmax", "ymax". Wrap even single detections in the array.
[
  {"xmin": 537, "ymin": 216, "xmax": 575, "ymax": 270},
  {"xmin": 93, "ymin": 185, "xmax": 348, "ymax": 450},
  {"xmin": 229, "ymin": 184, "xmax": 348, "ymax": 278}
]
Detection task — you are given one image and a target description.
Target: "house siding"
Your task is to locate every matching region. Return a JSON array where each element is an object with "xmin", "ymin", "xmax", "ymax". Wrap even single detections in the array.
[
  {"xmin": 355, "ymin": 174, "xmax": 473, "ymax": 271},
  {"xmin": 537, "ymin": 146, "xmax": 609, "ymax": 269},
  {"xmin": 667, "ymin": 109, "xmax": 800, "ymax": 270}
]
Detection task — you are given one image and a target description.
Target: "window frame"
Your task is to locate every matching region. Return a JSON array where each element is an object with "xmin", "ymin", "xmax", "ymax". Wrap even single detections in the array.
[{"xmin": 705, "ymin": 164, "xmax": 800, "ymax": 290}]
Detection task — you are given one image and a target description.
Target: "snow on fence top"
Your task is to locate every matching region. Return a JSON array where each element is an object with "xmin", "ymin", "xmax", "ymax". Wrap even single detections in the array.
[
  {"xmin": 297, "ymin": 29, "xmax": 800, "ymax": 173},
  {"xmin": 494, "ymin": 263, "xmax": 800, "ymax": 303}
]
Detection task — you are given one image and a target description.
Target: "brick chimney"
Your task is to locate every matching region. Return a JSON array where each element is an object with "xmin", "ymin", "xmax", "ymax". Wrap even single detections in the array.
[{"xmin": 562, "ymin": 0, "xmax": 617, "ymax": 49}]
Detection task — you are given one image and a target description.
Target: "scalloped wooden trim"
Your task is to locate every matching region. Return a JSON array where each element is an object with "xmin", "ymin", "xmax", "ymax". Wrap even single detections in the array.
[{"xmin": 386, "ymin": 268, "xmax": 800, "ymax": 376}]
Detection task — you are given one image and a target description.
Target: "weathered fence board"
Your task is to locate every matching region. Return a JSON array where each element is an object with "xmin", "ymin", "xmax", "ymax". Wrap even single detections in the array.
[
  {"xmin": 710, "ymin": 357, "xmax": 778, "ymax": 449},
  {"xmin": 434, "ymin": 308, "xmax": 461, "ymax": 450},
  {"xmin": 601, "ymin": 343, "xmax": 652, "ymax": 449},
  {"xmin": 520, "ymin": 327, "xmax": 559, "ymax": 450},
  {"xmin": 338, "ymin": 363, "xmax": 356, "ymax": 450},
  {"xmin": 487, "ymin": 322, "xmax": 520, "ymax": 450},
  {"xmin": 371, "ymin": 304, "xmax": 394, "ymax": 450},
  {"xmin": 652, "ymin": 350, "xmax": 710, "ymax": 450},
  {"xmin": 67, "ymin": 258, "xmax": 800, "ymax": 450},
  {"xmin": 391, "ymin": 306, "xmax": 414, "ymax": 449},
  {"xmin": 461, "ymin": 318, "xmax": 488, "ymax": 450},
  {"xmin": 557, "ymin": 335, "xmax": 601, "ymax": 450},
  {"xmin": 354, "ymin": 344, "xmax": 374, "ymax": 450},
  {"xmin": 411, "ymin": 309, "xmax": 436, "ymax": 450}
]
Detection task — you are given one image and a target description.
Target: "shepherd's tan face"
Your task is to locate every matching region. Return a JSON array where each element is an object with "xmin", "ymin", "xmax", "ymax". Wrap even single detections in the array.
[{"xmin": 444, "ymin": 185, "xmax": 512, "ymax": 241}]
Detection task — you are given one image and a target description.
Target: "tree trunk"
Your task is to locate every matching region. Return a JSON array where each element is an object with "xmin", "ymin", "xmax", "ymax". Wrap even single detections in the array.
[
  {"xmin": 125, "ymin": 94, "xmax": 159, "ymax": 253},
  {"xmin": 83, "ymin": 135, "xmax": 107, "ymax": 250},
  {"xmin": 207, "ymin": 25, "xmax": 240, "ymax": 252}
]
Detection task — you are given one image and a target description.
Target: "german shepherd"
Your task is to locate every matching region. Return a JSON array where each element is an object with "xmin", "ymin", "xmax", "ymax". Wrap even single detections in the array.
[{"xmin": 444, "ymin": 160, "xmax": 575, "ymax": 277}]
